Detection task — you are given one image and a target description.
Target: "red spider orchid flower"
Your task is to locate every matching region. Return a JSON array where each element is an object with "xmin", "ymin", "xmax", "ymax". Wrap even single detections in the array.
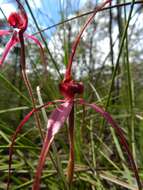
[
  {"xmin": 7, "ymin": 0, "xmax": 142, "ymax": 190},
  {"xmin": 1, "ymin": 0, "xmax": 45, "ymax": 143},
  {"xmin": 0, "ymin": 0, "xmax": 44, "ymax": 66}
]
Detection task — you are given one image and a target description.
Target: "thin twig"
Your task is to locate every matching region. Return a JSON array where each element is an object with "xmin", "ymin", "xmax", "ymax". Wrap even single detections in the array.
[{"xmin": 32, "ymin": 1, "xmax": 143, "ymax": 35}]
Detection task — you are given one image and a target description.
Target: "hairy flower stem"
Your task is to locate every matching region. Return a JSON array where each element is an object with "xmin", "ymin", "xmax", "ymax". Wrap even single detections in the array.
[
  {"xmin": 67, "ymin": 105, "xmax": 74, "ymax": 185},
  {"xmin": 19, "ymin": 31, "xmax": 44, "ymax": 140}
]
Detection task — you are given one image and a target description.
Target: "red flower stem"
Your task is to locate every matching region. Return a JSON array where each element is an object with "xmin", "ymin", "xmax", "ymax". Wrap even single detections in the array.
[
  {"xmin": 18, "ymin": 31, "xmax": 44, "ymax": 140},
  {"xmin": 65, "ymin": 0, "xmax": 111, "ymax": 81},
  {"xmin": 67, "ymin": 105, "xmax": 75, "ymax": 184}
]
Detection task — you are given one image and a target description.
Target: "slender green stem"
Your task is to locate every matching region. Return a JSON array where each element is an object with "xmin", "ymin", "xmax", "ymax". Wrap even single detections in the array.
[
  {"xmin": 105, "ymin": 0, "xmax": 135, "ymax": 109},
  {"xmin": 0, "ymin": 73, "xmax": 31, "ymax": 105},
  {"xmin": 123, "ymin": 4, "xmax": 136, "ymax": 159},
  {"xmin": 109, "ymin": 0, "xmax": 114, "ymax": 73},
  {"xmin": 90, "ymin": 120, "xmax": 98, "ymax": 190}
]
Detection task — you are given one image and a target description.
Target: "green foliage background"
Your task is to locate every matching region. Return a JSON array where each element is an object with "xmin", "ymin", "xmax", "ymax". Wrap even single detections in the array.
[{"xmin": 0, "ymin": 0, "xmax": 143, "ymax": 189}]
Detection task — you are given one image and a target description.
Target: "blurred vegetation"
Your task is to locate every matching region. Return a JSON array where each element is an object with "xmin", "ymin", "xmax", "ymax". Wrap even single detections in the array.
[{"xmin": 0, "ymin": 0, "xmax": 143, "ymax": 189}]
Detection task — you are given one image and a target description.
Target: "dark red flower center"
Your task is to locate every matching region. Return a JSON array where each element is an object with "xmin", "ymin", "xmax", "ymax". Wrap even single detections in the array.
[
  {"xmin": 8, "ymin": 12, "xmax": 27, "ymax": 31},
  {"xmin": 59, "ymin": 79, "xmax": 84, "ymax": 98}
]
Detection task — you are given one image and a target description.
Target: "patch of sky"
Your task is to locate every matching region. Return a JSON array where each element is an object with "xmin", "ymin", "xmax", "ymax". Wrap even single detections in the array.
[{"xmin": 0, "ymin": 0, "xmax": 97, "ymax": 38}]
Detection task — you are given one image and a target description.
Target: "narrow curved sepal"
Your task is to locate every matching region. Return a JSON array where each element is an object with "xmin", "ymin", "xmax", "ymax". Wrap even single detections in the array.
[
  {"xmin": 77, "ymin": 99, "xmax": 142, "ymax": 190},
  {"xmin": 24, "ymin": 33, "xmax": 43, "ymax": 50},
  {"xmin": 24, "ymin": 33, "xmax": 46, "ymax": 66},
  {"xmin": 0, "ymin": 31, "xmax": 18, "ymax": 66},
  {"xmin": 7, "ymin": 109, "xmax": 35, "ymax": 190},
  {"xmin": 0, "ymin": 31, "xmax": 45, "ymax": 66},
  {"xmin": 0, "ymin": 30, "xmax": 12, "ymax": 36},
  {"xmin": 65, "ymin": 0, "xmax": 111, "ymax": 80}
]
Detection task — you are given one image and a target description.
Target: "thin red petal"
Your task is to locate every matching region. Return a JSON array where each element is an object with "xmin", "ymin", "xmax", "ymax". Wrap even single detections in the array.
[
  {"xmin": 24, "ymin": 33, "xmax": 43, "ymax": 50},
  {"xmin": 0, "ymin": 30, "xmax": 12, "ymax": 36},
  {"xmin": 32, "ymin": 100, "xmax": 73, "ymax": 190},
  {"xmin": 0, "ymin": 31, "xmax": 18, "ymax": 66},
  {"xmin": 77, "ymin": 99, "xmax": 142, "ymax": 190},
  {"xmin": 7, "ymin": 100, "xmax": 64, "ymax": 190},
  {"xmin": 24, "ymin": 34, "xmax": 46, "ymax": 66},
  {"xmin": 7, "ymin": 109, "xmax": 35, "ymax": 190},
  {"xmin": 65, "ymin": 0, "xmax": 111, "ymax": 80}
]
